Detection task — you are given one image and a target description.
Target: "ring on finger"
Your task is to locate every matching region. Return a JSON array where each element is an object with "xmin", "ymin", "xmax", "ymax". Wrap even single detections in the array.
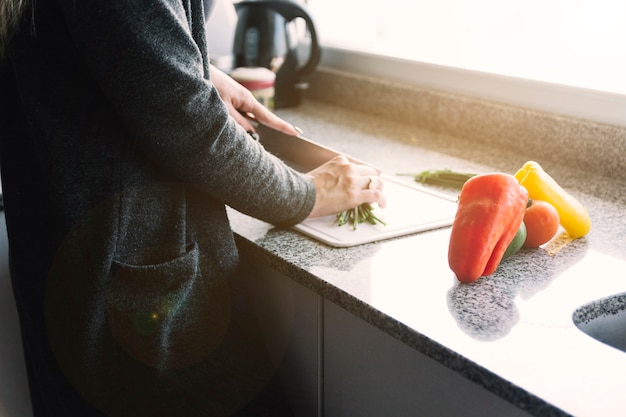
[{"xmin": 367, "ymin": 175, "xmax": 378, "ymax": 190}]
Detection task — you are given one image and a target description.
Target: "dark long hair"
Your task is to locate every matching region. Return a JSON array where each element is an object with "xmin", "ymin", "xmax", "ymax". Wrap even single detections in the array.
[{"xmin": 0, "ymin": 0, "xmax": 31, "ymax": 61}]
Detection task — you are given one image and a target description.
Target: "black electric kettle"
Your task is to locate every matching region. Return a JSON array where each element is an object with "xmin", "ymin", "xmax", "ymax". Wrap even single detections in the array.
[{"xmin": 233, "ymin": 0, "xmax": 321, "ymax": 108}]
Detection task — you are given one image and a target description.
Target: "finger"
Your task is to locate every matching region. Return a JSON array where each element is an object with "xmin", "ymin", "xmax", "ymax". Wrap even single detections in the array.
[
  {"xmin": 230, "ymin": 108, "xmax": 256, "ymax": 133},
  {"xmin": 362, "ymin": 188, "xmax": 387, "ymax": 209},
  {"xmin": 249, "ymin": 103, "xmax": 300, "ymax": 136},
  {"xmin": 360, "ymin": 176, "xmax": 386, "ymax": 208},
  {"xmin": 365, "ymin": 174, "xmax": 383, "ymax": 191}
]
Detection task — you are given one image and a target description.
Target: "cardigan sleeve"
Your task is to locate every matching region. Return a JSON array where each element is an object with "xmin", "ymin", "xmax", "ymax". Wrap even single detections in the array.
[{"xmin": 52, "ymin": 0, "xmax": 315, "ymax": 226}]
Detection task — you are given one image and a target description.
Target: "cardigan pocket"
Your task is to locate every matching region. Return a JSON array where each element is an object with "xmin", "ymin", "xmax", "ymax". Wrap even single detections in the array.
[{"xmin": 107, "ymin": 241, "xmax": 231, "ymax": 369}]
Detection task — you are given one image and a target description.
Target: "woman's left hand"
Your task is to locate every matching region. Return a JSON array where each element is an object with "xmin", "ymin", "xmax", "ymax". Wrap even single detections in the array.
[
  {"xmin": 210, "ymin": 64, "xmax": 300, "ymax": 136},
  {"xmin": 306, "ymin": 156, "xmax": 386, "ymax": 218}
]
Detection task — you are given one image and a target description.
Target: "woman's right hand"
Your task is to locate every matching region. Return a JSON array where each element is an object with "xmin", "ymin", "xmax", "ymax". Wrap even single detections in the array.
[
  {"xmin": 306, "ymin": 156, "xmax": 386, "ymax": 218},
  {"xmin": 209, "ymin": 64, "xmax": 299, "ymax": 136}
]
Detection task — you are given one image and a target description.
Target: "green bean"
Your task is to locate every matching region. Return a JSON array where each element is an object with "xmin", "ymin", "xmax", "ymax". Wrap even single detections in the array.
[
  {"xmin": 398, "ymin": 169, "xmax": 477, "ymax": 190},
  {"xmin": 336, "ymin": 203, "xmax": 386, "ymax": 230}
]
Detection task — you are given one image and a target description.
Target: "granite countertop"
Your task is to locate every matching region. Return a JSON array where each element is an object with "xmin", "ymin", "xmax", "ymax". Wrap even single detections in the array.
[{"xmin": 228, "ymin": 98, "xmax": 626, "ymax": 417}]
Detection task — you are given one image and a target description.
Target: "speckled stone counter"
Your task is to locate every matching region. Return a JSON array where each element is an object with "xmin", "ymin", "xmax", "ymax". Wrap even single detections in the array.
[{"xmin": 228, "ymin": 79, "xmax": 626, "ymax": 417}]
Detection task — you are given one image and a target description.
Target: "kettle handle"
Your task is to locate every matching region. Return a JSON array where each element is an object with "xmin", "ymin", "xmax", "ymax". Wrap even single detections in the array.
[{"xmin": 234, "ymin": 0, "xmax": 321, "ymax": 78}]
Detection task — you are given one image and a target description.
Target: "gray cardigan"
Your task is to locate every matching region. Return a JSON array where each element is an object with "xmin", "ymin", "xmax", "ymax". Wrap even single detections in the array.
[{"xmin": 0, "ymin": 0, "xmax": 315, "ymax": 415}]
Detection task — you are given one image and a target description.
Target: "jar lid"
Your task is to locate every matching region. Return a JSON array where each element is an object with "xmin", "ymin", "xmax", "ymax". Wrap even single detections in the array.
[{"xmin": 230, "ymin": 67, "xmax": 276, "ymax": 83}]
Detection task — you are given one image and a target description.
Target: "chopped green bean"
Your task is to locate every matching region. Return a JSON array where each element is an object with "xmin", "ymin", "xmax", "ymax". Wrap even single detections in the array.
[
  {"xmin": 336, "ymin": 203, "xmax": 386, "ymax": 230},
  {"xmin": 398, "ymin": 169, "xmax": 477, "ymax": 190}
]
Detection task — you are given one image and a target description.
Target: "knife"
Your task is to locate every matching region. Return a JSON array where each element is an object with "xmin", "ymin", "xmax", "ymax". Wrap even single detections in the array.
[{"xmin": 255, "ymin": 124, "xmax": 381, "ymax": 173}]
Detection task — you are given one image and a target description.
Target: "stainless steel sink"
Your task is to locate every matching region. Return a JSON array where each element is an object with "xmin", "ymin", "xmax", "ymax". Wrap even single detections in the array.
[{"xmin": 573, "ymin": 292, "xmax": 626, "ymax": 353}]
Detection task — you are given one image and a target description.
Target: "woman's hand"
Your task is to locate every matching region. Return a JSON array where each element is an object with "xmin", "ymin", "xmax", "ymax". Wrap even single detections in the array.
[
  {"xmin": 210, "ymin": 64, "xmax": 299, "ymax": 136},
  {"xmin": 209, "ymin": 66, "xmax": 385, "ymax": 218},
  {"xmin": 306, "ymin": 156, "xmax": 386, "ymax": 218}
]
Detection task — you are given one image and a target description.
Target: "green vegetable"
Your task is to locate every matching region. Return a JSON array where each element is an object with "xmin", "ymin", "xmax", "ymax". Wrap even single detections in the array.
[
  {"xmin": 398, "ymin": 169, "xmax": 477, "ymax": 190},
  {"xmin": 336, "ymin": 203, "xmax": 386, "ymax": 230},
  {"xmin": 502, "ymin": 221, "xmax": 527, "ymax": 259}
]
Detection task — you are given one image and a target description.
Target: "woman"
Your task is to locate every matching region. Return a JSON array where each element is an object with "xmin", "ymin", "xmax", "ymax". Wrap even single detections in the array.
[{"xmin": 0, "ymin": 1, "xmax": 385, "ymax": 416}]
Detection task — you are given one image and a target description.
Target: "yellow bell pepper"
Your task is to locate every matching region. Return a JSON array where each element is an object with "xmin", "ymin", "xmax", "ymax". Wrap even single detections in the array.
[{"xmin": 514, "ymin": 161, "xmax": 590, "ymax": 238}]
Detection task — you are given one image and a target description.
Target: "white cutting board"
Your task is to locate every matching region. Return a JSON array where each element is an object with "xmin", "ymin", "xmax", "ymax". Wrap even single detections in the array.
[
  {"xmin": 293, "ymin": 174, "xmax": 458, "ymax": 247},
  {"xmin": 256, "ymin": 125, "xmax": 459, "ymax": 247}
]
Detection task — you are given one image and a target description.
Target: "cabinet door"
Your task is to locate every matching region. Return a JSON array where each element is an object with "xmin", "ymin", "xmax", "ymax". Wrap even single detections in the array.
[
  {"xmin": 324, "ymin": 301, "xmax": 531, "ymax": 417},
  {"xmin": 240, "ymin": 259, "xmax": 321, "ymax": 417}
]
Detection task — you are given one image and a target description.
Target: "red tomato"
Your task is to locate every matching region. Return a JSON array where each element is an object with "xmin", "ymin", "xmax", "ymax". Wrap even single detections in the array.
[{"xmin": 523, "ymin": 200, "xmax": 560, "ymax": 247}]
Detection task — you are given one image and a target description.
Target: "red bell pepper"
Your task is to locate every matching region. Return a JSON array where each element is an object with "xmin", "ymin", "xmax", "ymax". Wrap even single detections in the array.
[{"xmin": 448, "ymin": 173, "xmax": 528, "ymax": 283}]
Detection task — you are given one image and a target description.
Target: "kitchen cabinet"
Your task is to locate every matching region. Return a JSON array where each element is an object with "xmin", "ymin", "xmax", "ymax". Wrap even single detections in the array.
[
  {"xmin": 240, "ymin": 252, "xmax": 533, "ymax": 417},
  {"xmin": 239, "ymin": 256, "xmax": 321, "ymax": 417},
  {"xmin": 323, "ymin": 300, "xmax": 532, "ymax": 417}
]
